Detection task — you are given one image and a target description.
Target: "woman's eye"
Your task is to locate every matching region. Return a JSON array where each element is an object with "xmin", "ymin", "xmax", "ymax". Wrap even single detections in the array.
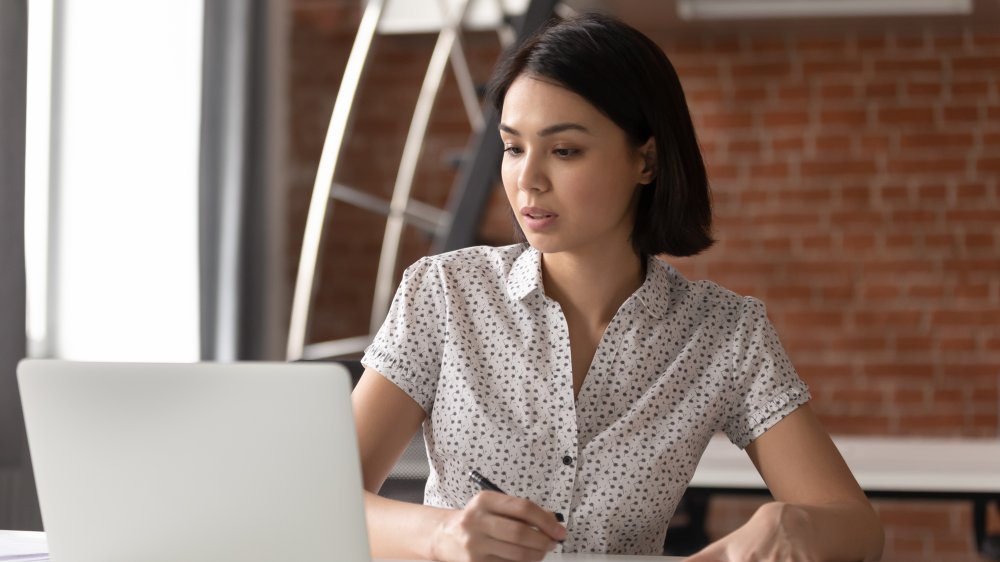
[
  {"xmin": 503, "ymin": 146, "xmax": 522, "ymax": 156},
  {"xmin": 554, "ymin": 148, "xmax": 578, "ymax": 158}
]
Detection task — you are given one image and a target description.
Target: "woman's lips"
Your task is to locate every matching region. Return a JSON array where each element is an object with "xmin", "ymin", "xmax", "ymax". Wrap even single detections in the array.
[{"xmin": 520, "ymin": 207, "xmax": 558, "ymax": 230}]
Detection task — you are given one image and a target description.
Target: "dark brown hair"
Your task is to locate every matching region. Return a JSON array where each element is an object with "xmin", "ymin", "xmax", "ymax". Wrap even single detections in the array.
[{"xmin": 487, "ymin": 12, "xmax": 714, "ymax": 258}]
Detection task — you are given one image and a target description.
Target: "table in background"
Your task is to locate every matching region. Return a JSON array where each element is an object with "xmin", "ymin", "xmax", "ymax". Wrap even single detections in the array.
[{"xmin": 687, "ymin": 434, "xmax": 1000, "ymax": 557}]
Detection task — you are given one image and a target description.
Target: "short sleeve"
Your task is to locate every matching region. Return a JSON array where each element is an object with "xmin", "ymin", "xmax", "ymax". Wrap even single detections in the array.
[
  {"xmin": 723, "ymin": 297, "xmax": 811, "ymax": 449},
  {"xmin": 361, "ymin": 257, "xmax": 447, "ymax": 414}
]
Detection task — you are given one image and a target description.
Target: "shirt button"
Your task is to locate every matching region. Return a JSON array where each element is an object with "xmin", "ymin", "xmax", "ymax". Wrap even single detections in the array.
[{"xmin": 562, "ymin": 455, "xmax": 574, "ymax": 466}]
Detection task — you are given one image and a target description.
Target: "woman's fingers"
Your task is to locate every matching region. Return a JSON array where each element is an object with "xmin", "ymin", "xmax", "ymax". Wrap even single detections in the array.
[
  {"xmin": 430, "ymin": 492, "xmax": 564, "ymax": 562},
  {"xmin": 471, "ymin": 491, "xmax": 567, "ymax": 542}
]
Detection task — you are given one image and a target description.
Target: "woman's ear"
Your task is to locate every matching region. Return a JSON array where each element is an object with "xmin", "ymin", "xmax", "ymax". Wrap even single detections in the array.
[{"xmin": 638, "ymin": 137, "xmax": 657, "ymax": 185}]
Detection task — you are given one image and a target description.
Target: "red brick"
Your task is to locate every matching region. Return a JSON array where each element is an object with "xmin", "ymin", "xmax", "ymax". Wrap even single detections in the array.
[
  {"xmin": 802, "ymin": 60, "xmax": 865, "ymax": 75},
  {"xmin": 856, "ymin": 36, "xmax": 888, "ymax": 52},
  {"xmin": 796, "ymin": 37, "xmax": 848, "ymax": 52},
  {"xmin": 700, "ymin": 111, "xmax": 754, "ymax": 129},
  {"xmin": 775, "ymin": 84, "xmax": 809, "ymax": 102},
  {"xmin": 884, "ymin": 233, "xmax": 916, "ymax": 249},
  {"xmin": 898, "ymin": 414, "xmax": 967, "ymax": 432},
  {"xmin": 955, "ymin": 183, "xmax": 989, "ymax": 200},
  {"xmin": 899, "ymin": 132, "xmax": 974, "ymax": 149},
  {"xmin": 731, "ymin": 85, "xmax": 768, "ymax": 101},
  {"xmin": 877, "ymin": 106, "xmax": 936, "ymax": 125},
  {"xmin": 831, "ymin": 387, "xmax": 885, "ymax": 403},
  {"xmin": 814, "ymin": 134, "xmax": 852, "ymax": 151},
  {"xmin": 762, "ymin": 110, "xmax": 810, "ymax": 127},
  {"xmin": 915, "ymin": 184, "xmax": 948, "ymax": 202},
  {"xmin": 939, "ymin": 337, "xmax": 977, "ymax": 352},
  {"xmin": 951, "ymin": 81, "xmax": 990, "ymax": 97},
  {"xmin": 853, "ymin": 310, "xmax": 924, "ymax": 327},
  {"xmin": 843, "ymin": 233, "xmax": 878, "ymax": 250},
  {"xmin": 819, "ymin": 83, "xmax": 856, "ymax": 99},
  {"xmin": 731, "ymin": 61, "xmax": 792, "ymax": 79},
  {"xmin": 802, "ymin": 159, "xmax": 877, "ymax": 177},
  {"xmin": 894, "ymin": 387, "xmax": 927, "ymax": 404},
  {"xmin": 822, "ymin": 414, "xmax": 892, "ymax": 433},
  {"xmin": 748, "ymin": 37, "xmax": 787, "ymax": 54},
  {"xmin": 964, "ymin": 232, "xmax": 995, "ymax": 249},
  {"xmin": 818, "ymin": 109, "xmax": 868, "ymax": 126},
  {"xmin": 952, "ymin": 55, "xmax": 1000, "ymax": 73},
  {"xmin": 839, "ymin": 185, "xmax": 871, "ymax": 204},
  {"xmin": 905, "ymin": 82, "xmax": 942, "ymax": 97},
  {"xmin": 819, "ymin": 285, "xmax": 855, "ymax": 301},
  {"xmin": 968, "ymin": 31, "xmax": 1000, "ymax": 47},
  {"xmin": 932, "ymin": 34, "xmax": 966, "ymax": 50},
  {"xmin": 933, "ymin": 310, "xmax": 1000, "ymax": 326},
  {"xmin": 942, "ymin": 105, "xmax": 980, "ymax": 122},
  {"xmin": 945, "ymin": 258, "xmax": 999, "ymax": 278},
  {"xmin": 978, "ymin": 157, "xmax": 1000, "ymax": 172},
  {"xmin": 862, "ymin": 259, "xmax": 936, "ymax": 275},
  {"xmin": 877, "ymin": 503, "xmax": 958, "ymax": 529},
  {"xmin": 860, "ymin": 134, "xmax": 891, "ymax": 151},
  {"xmin": 907, "ymin": 285, "xmax": 946, "ymax": 299},
  {"xmin": 686, "ymin": 88, "xmax": 725, "ymax": 104},
  {"xmin": 783, "ymin": 311, "xmax": 845, "ymax": 327},
  {"xmin": 864, "ymin": 82, "xmax": 898, "ymax": 99},
  {"xmin": 896, "ymin": 336, "xmax": 933, "ymax": 352},
  {"xmin": 873, "ymin": 58, "xmax": 942, "ymax": 73},
  {"xmin": 886, "ymin": 157, "xmax": 966, "ymax": 174},
  {"xmin": 894, "ymin": 35, "xmax": 927, "ymax": 50},
  {"xmin": 940, "ymin": 363, "xmax": 1000, "ymax": 378},
  {"xmin": 673, "ymin": 63, "xmax": 721, "ymax": 81},
  {"xmin": 972, "ymin": 386, "xmax": 999, "ymax": 403},
  {"xmin": 861, "ymin": 284, "xmax": 900, "ymax": 299}
]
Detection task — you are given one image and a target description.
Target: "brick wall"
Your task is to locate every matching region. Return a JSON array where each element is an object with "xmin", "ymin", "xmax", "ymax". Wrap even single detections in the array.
[{"xmin": 289, "ymin": 2, "xmax": 999, "ymax": 560}]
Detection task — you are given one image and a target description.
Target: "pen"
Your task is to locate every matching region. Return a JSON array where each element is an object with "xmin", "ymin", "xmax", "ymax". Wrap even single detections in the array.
[{"xmin": 468, "ymin": 469, "xmax": 565, "ymax": 523}]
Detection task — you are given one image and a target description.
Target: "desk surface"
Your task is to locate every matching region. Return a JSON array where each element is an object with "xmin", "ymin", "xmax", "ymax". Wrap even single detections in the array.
[
  {"xmin": 691, "ymin": 434, "xmax": 1000, "ymax": 494},
  {"xmin": 374, "ymin": 554, "xmax": 684, "ymax": 562},
  {"xmin": 0, "ymin": 531, "xmax": 683, "ymax": 562}
]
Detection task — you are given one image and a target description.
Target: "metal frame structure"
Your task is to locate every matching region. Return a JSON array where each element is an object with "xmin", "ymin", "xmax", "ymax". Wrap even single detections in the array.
[{"xmin": 287, "ymin": 0, "xmax": 559, "ymax": 361}]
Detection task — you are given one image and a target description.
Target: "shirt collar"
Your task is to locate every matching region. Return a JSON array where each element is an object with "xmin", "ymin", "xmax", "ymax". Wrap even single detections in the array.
[
  {"xmin": 506, "ymin": 246, "xmax": 672, "ymax": 320},
  {"xmin": 633, "ymin": 255, "xmax": 671, "ymax": 320},
  {"xmin": 506, "ymin": 245, "xmax": 543, "ymax": 301}
]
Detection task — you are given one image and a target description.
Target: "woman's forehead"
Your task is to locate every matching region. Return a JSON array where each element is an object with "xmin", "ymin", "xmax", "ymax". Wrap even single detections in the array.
[{"xmin": 500, "ymin": 74, "xmax": 607, "ymax": 132}]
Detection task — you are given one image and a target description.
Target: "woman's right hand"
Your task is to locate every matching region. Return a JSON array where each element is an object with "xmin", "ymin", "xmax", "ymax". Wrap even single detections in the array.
[{"xmin": 430, "ymin": 491, "xmax": 567, "ymax": 562}]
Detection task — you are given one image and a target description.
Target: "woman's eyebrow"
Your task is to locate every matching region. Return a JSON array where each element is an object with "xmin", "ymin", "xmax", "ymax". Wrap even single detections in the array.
[{"xmin": 498, "ymin": 122, "xmax": 593, "ymax": 136}]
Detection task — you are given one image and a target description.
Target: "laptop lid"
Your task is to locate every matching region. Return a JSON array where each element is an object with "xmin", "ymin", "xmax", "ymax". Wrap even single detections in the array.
[{"xmin": 17, "ymin": 360, "xmax": 371, "ymax": 562}]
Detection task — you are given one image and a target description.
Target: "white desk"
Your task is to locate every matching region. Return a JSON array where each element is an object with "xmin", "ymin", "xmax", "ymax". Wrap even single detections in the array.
[
  {"xmin": 691, "ymin": 434, "xmax": 1000, "ymax": 493},
  {"xmin": 374, "ymin": 554, "xmax": 684, "ymax": 562},
  {"xmin": 0, "ymin": 531, "xmax": 683, "ymax": 562}
]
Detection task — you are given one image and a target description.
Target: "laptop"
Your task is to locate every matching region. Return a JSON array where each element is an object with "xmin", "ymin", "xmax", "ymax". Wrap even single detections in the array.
[{"xmin": 17, "ymin": 360, "xmax": 371, "ymax": 562}]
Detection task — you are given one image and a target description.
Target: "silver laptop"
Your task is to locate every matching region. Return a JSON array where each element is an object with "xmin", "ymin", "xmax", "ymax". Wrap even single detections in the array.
[{"xmin": 17, "ymin": 360, "xmax": 371, "ymax": 562}]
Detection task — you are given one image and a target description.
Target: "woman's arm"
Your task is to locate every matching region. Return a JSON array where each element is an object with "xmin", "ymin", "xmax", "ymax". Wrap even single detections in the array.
[
  {"xmin": 352, "ymin": 368, "xmax": 565, "ymax": 561},
  {"xmin": 688, "ymin": 404, "xmax": 884, "ymax": 562}
]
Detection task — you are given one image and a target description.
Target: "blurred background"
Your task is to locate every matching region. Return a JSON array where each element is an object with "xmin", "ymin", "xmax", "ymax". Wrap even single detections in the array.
[{"xmin": 1, "ymin": 0, "xmax": 998, "ymax": 560}]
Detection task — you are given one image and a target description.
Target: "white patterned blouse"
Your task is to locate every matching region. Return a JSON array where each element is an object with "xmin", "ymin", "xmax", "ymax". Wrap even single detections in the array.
[{"xmin": 361, "ymin": 243, "xmax": 810, "ymax": 555}]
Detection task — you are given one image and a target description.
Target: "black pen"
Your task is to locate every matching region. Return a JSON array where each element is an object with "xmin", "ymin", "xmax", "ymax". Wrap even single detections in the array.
[{"xmin": 468, "ymin": 469, "xmax": 565, "ymax": 523}]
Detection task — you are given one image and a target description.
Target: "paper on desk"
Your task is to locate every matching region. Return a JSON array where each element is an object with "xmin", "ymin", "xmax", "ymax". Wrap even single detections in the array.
[{"xmin": 0, "ymin": 530, "xmax": 49, "ymax": 561}]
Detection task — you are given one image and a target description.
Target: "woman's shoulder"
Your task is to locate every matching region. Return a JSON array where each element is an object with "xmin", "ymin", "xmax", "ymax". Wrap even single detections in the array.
[
  {"xmin": 408, "ymin": 244, "xmax": 529, "ymax": 276},
  {"xmin": 650, "ymin": 258, "xmax": 754, "ymax": 317}
]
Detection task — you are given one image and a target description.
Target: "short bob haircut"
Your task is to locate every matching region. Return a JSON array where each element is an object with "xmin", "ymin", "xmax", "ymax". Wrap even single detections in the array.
[{"xmin": 486, "ymin": 12, "xmax": 714, "ymax": 258}]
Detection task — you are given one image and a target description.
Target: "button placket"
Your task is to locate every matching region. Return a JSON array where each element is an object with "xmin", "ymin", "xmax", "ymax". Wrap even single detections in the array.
[{"xmin": 544, "ymin": 297, "xmax": 579, "ymax": 540}]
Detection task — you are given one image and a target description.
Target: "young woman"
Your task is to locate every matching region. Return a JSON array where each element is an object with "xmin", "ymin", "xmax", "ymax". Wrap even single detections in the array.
[{"xmin": 352, "ymin": 13, "xmax": 884, "ymax": 562}]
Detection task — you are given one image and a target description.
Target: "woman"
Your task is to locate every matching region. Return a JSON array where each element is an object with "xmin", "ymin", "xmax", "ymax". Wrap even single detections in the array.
[{"xmin": 352, "ymin": 13, "xmax": 884, "ymax": 562}]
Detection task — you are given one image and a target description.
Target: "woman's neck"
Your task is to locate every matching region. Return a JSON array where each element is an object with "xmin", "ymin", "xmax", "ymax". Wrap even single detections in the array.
[{"xmin": 540, "ymin": 247, "xmax": 646, "ymax": 330}]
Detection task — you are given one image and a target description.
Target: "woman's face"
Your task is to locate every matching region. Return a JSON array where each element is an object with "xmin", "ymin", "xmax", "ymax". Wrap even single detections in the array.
[{"xmin": 499, "ymin": 74, "xmax": 654, "ymax": 258}]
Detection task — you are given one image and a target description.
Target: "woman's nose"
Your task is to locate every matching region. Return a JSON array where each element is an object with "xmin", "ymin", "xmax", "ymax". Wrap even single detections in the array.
[{"xmin": 517, "ymin": 154, "xmax": 549, "ymax": 192}]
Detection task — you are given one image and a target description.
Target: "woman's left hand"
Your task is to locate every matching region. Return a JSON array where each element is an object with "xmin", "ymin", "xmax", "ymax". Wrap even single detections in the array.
[{"xmin": 685, "ymin": 501, "xmax": 818, "ymax": 562}]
